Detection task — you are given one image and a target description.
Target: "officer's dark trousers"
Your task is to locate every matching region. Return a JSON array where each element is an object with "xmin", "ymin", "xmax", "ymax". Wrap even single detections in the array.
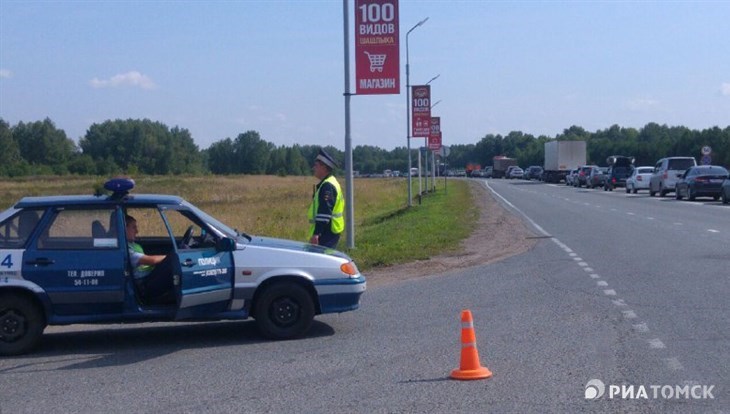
[{"xmin": 319, "ymin": 233, "xmax": 340, "ymax": 249}]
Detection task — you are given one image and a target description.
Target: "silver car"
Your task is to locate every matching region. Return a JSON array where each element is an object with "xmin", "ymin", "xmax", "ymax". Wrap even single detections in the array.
[
  {"xmin": 649, "ymin": 156, "xmax": 697, "ymax": 197},
  {"xmin": 626, "ymin": 166, "xmax": 654, "ymax": 193},
  {"xmin": 509, "ymin": 167, "xmax": 524, "ymax": 179}
]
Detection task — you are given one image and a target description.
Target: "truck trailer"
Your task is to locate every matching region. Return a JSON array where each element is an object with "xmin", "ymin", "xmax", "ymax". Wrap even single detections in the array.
[
  {"xmin": 543, "ymin": 140, "xmax": 587, "ymax": 183},
  {"xmin": 492, "ymin": 156, "xmax": 518, "ymax": 179}
]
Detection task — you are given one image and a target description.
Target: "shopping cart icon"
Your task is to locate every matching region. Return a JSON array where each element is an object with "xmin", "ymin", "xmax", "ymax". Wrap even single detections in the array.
[{"xmin": 364, "ymin": 51, "xmax": 386, "ymax": 73}]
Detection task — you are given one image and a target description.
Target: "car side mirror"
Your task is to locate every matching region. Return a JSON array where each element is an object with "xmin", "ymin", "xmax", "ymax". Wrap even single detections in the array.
[{"xmin": 216, "ymin": 237, "xmax": 236, "ymax": 252}]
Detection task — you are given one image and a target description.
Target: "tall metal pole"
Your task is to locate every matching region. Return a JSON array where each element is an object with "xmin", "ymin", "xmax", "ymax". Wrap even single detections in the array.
[
  {"xmin": 343, "ymin": 0, "xmax": 354, "ymax": 249},
  {"xmin": 405, "ymin": 17, "xmax": 428, "ymax": 207}
]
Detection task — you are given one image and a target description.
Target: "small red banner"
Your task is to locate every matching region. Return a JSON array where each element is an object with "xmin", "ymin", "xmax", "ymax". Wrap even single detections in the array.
[
  {"xmin": 428, "ymin": 117, "xmax": 442, "ymax": 150},
  {"xmin": 411, "ymin": 85, "xmax": 431, "ymax": 137}
]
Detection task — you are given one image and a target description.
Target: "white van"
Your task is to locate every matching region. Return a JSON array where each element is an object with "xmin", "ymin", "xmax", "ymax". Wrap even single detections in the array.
[{"xmin": 649, "ymin": 156, "xmax": 697, "ymax": 197}]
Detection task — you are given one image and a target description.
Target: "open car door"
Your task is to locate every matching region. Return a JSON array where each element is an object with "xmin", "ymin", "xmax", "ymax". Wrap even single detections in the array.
[{"xmin": 155, "ymin": 207, "xmax": 234, "ymax": 319}]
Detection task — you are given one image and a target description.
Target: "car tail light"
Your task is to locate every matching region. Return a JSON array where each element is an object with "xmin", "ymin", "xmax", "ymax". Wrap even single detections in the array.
[
  {"xmin": 612, "ymin": 178, "xmax": 617, "ymax": 184},
  {"xmin": 637, "ymin": 176, "xmax": 643, "ymax": 181},
  {"xmin": 662, "ymin": 172, "xmax": 668, "ymax": 179},
  {"xmin": 695, "ymin": 177, "xmax": 708, "ymax": 183}
]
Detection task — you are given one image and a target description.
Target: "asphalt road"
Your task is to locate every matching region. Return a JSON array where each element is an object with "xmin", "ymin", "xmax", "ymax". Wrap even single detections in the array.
[{"xmin": 1, "ymin": 179, "xmax": 727, "ymax": 413}]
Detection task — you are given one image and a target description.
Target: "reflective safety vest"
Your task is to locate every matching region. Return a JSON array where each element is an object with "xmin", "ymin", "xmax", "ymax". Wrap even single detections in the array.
[
  {"xmin": 129, "ymin": 242, "xmax": 153, "ymax": 277},
  {"xmin": 308, "ymin": 175, "xmax": 344, "ymax": 237}
]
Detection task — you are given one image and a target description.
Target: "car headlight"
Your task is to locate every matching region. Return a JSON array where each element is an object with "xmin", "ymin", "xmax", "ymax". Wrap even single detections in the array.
[{"xmin": 340, "ymin": 261, "xmax": 360, "ymax": 277}]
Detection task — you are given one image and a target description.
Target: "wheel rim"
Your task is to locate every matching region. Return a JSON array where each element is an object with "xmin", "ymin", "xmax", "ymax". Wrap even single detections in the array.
[
  {"xmin": 0, "ymin": 309, "xmax": 27, "ymax": 343},
  {"xmin": 269, "ymin": 297, "xmax": 300, "ymax": 328}
]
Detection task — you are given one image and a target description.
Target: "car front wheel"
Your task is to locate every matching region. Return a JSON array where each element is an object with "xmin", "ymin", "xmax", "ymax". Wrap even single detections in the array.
[
  {"xmin": 0, "ymin": 294, "xmax": 46, "ymax": 356},
  {"xmin": 254, "ymin": 282, "xmax": 315, "ymax": 340}
]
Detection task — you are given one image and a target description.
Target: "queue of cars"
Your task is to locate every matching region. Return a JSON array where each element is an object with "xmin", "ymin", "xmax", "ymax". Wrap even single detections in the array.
[{"xmin": 481, "ymin": 155, "xmax": 730, "ymax": 205}]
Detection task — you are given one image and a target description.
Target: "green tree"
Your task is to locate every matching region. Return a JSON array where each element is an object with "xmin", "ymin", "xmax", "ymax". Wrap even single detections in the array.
[
  {"xmin": 12, "ymin": 118, "xmax": 75, "ymax": 174},
  {"xmin": 0, "ymin": 118, "xmax": 28, "ymax": 176},
  {"xmin": 79, "ymin": 119, "xmax": 202, "ymax": 175}
]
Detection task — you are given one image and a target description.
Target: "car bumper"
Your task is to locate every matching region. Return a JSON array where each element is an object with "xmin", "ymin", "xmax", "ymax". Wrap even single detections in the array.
[{"xmin": 315, "ymin": 276, "xmax": 366, "ymax": 314}]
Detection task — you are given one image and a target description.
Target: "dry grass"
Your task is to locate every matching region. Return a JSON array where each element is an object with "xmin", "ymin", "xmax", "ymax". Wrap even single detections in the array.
[{"xmin": 0, "ymin": 174, "xmax": 408, "ymax": 243}]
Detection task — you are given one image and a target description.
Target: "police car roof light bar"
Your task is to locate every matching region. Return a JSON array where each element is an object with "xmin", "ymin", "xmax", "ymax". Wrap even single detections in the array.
[{"xmin": 104, "ymin": 178, "xmax": 135, "ymax": 199}]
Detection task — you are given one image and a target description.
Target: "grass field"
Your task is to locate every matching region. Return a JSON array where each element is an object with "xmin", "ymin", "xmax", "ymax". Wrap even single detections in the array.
[{"xmin": 0, "ymin": 175, "xmax": 478, "ymax": 271}]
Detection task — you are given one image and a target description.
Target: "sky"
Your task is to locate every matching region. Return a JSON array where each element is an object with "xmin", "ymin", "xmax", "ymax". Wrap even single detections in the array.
[{"xmin": 1, "ymin": 0, "xmax": 729, "ymax": 151}]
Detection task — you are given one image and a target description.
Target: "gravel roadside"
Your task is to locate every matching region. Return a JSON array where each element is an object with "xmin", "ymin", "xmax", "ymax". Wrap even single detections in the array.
[{"xmin": 362, "ymin": 179, "xmax": 539, "ymax": 288}]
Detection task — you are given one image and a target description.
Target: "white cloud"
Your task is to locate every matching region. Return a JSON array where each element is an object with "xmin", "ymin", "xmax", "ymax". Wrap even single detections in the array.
[
  {"xmin": 625, "ymin": 98, "xmax": 659, "ymax": 111},
  {"xmin": 89, "ymin": 71, "xmax": 157, "ymax": 90},
  {"xmin": 721, "ymin": 82, "xmax": 730, "ymax": 96},
  {"xmin": 0, "ymin": 69, "xmax": 12, "ymax": 79}
]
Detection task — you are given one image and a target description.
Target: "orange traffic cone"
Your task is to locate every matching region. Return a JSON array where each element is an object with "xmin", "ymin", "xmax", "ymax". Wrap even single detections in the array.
[{"xmin": 450, "ymin": 309, "xmax": 493, "ymax": 380}]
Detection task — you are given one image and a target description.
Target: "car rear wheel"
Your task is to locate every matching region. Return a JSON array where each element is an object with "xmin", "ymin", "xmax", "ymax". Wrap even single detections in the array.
[
  {"xmin": 254, "ymin": 282, "xmax": 315, "ymax": 340},
  {"xmin": 0, "ymin": 294, "xmax": 46, "ymax": 356},
  {"xmin": 722, "ymin": 192, "xmax": 729, "ymax": 204},
  {"xmin": 676, "ymin": 189, "xmax": 683, "ymax": 200}
]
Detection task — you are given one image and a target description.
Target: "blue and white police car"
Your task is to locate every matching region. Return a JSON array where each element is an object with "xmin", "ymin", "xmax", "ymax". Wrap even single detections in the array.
[{"xmin": 0, "ymin": 178, "xmax": 365, "ymax": 355}]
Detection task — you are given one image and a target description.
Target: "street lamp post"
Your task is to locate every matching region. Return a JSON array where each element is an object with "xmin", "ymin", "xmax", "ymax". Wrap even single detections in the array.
[{"xmin": 406, "ymin": 17, "xmax": 428, "ymax": 207}]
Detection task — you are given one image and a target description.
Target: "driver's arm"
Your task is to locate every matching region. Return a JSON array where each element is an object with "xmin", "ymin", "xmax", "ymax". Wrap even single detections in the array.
[{"xmin": 138, "ymin": 254, "xmax": 166, "ymax": 266}]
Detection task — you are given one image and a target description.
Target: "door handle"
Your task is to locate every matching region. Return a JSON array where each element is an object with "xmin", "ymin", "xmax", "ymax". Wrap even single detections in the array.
[
  {"xmin": 182, "ymin": 258, "xmax": 195, "ymax": 267},
  {"xmin": 25, "ymin": 258, "xmax": 56, "ymax": 266}
]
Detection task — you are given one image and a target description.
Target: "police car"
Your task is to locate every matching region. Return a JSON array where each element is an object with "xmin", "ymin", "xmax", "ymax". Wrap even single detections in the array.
[{"xmin": 0, "ymin": 178, "xmax": 366, "ymax": 355}]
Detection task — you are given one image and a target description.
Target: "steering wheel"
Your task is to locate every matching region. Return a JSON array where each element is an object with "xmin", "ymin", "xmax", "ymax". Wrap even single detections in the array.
[{"xmin": 180, "ymin": 225, "xmax": 194, "ymax": 249}]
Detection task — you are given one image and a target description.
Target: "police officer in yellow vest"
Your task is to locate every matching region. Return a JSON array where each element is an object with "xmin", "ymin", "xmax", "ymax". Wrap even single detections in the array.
[{"xmin": 308, "ymin": 148, "xmax": 344, "ymax": 248}]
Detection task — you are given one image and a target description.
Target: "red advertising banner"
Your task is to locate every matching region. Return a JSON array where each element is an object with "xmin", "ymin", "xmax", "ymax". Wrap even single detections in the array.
[
  {"xmin": 428, "ymin": 117, "xmax": 442, "ymax": 151},
  {"xmin": 355, "ymin": 0, "xmax": 400, "ymax": 95},
  {"xmin": 411, "ymin": 85, "xmax": 431, "ymax": 137}
]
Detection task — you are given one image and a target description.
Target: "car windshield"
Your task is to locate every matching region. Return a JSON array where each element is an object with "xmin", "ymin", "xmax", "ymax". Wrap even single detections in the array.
[
  {"xmin": 667, "ymin": 158, "xmax": 696, "ymax": 170},
  {"xmin": 637, "ymin": 168, "xmax": 653, "ymax": 174},
  {"xmin": 182, "ymin": 200, "xmax": 239, "ymax": 238}
]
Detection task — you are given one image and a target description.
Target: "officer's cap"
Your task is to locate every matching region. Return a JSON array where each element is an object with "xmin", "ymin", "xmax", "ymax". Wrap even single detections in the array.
[{"xmin": 315, "ymin": 148, "xmax": 338, "ymax": 170}]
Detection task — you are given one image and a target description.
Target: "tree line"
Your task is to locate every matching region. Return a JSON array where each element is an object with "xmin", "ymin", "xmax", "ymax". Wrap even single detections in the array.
[{"xmin": 1, "ymin": 117, "xmax": 728, "ymax": 178}]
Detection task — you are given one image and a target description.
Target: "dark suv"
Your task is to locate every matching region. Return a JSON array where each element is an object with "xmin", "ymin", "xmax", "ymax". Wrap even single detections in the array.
[{"xmin": 603, "ymin": 156, "xmax": 634, "ymax": 191}]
